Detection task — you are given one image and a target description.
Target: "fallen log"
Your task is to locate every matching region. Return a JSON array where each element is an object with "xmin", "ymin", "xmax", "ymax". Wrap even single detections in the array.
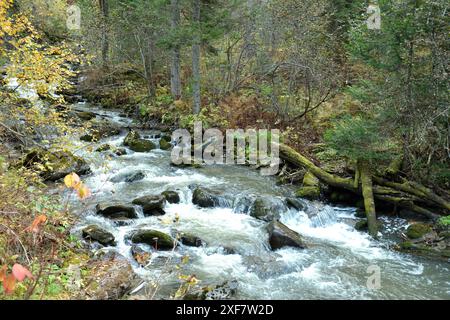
[{"xmin": 279, "ymin": 144, "xmax": 446, "ymax": 221}]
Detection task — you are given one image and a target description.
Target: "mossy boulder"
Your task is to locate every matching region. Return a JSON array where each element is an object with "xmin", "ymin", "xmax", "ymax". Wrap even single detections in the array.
[
  {"xmin": 160, "ymin": 134, "xmax": 172, "ymax": 143},
  {"xmin": 96, "ymin": 203, "xmax": 138, "ymax": 219},
  {"xmin": 124, "ymin": 131, "xmax": 156, "ymax": 152},
  {"xmin": 406, "ymin": 223, "xmax": 432, "ymax": 239},
  {"xmin": 267, "ymin": 221, "xmax": 307, "ymax": 250},
  {"xmin": 159, "ymin": 139, "xmax": 172, "ymax": 150},
  {"xmin": 124, "ymin": 130, "xmax": 141, "ymax": 146},
  {"xmin": 18, "ymin": 147, "xmax": 90, "ymax": 181},
  {"xmin": 131, "ymin": 230, "xmax": 176, "ymax": 250},
  {"xmin": 128, "ymin": 139, "xmax": 156, "ymax": 152},
  {"xmin": 296, "ymin": 186, "xmax": 320, "ymax": 200},
  {"xmin": 82, "ymin": 225, "xmax": 115, "ymax": 246},
  {"xmin": 161, "ymin": 190, "xmax": 180, "ymax": 204},
  {"xmin": 285, "ymin": 198, "xmax": 307, "ymax": 211},
  {"xmin": 132, "ymin": 195, "xmax": 166, "ymax": 216},
  {"xmin": 436, "ymin": 215, "xmax": 450, "ymax": 231}
]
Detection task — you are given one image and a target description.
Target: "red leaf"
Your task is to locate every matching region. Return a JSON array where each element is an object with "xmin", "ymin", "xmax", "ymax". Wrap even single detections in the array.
[
  {"xmin": 12, "ymin": 264, "xmax": 33, "ymax": 282},
  {"xmin": 3, "ymin": 274, "xmax": 16, "ymax": 295},
  {"xmin": 26, "ymin": 214, "xmax": 47, "ymax": 233}
]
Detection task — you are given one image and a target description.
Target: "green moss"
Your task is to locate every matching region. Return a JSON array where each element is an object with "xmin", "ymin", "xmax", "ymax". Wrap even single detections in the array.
[
  {"xmin": 128, "ymin": 139, "xmax": 156, "ymax": 152},
  {"xmin": 303, "ymin": 171, "xmax": 319, "ymax": 187},
  {"xmin": 159, "ymin": 139, "xmax": 172, "ymax": 150},
  {"xmin": 355, "ymin": 220, "xmax": 368, "ymax": 231},
  {"xmin": 406, "ymin": 223, "xmax": 432, "ymax": 239},
  {"xmin": 437, "ymin": 215, "xmax": 450, "ymax": 227},
  {"xmin": 296, "ymin": 186, "xmax": 320, "ymax": 200}
]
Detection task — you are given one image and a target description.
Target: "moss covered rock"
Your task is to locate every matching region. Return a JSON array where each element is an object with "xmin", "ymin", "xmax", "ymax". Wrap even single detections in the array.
[
  {"xmin": 18, "ymin": 147, "xmax": 90, "ymax": 181},
  {"xmin": 159, "ymin": 138, "xmax": 172, "ymax": 150},
  {"xmin": 131, "ymin": 230, "xmax": 175, "ymax": 250},
  {"xmin": 124, "ymin": 130, "xmax": 141, "ymax": 146},
  {"xmin": 303, "ymin": 171, "xmax": 319, "ymax": 187},
  {"xmin": 406, "ymin": 223, "xmax": 432, "ymax": 239},
  {"xmin": 128, "ymin": 139, "xmax": 156, "ymax": 152},
  {"xmin": 296, "ymin": 186, "xmax": 320, "ymax": 200},
  {"xmin": 95, "ymin": 144, "xmax": 111, "ymax": 152}
]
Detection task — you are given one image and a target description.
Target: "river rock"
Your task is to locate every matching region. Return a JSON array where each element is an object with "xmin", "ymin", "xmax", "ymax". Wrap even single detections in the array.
[
  {"xmin": 96, "ymin": 203, "xmax": 138, "ymax": 219},
  {"xmin": 161, "ymin": 190, "xmax": 180, "ymax": 204},
  {"xmin": 110, "ymin": 171, "xmax": 145, "ymax": 183},
  {"xmin": 184, "ymin": 280, "xmax": 238, "ymax": 300},
  {"xmin": 132, "ymin": 195, "xmax": 166, "ymax": 216},
  {"xmin": 180, "ymin": 233, "xmax": 205, "ymax": 247},
  {"xmin": 296, "ymin": 171, "xmax": 321, "ymax": 200},
  {"xmin": 192, "ymin": 186, "xmax": 228, "ymax": 208},
  {"xmin": 267, "ymin": 221, "xmax": 307, "ymax": 250},
  {"xmin": 18, "ymin": 147, "xmax": 90, "ymax": 181},
  {"xmin": 131, "ymin": 230, "xmax": 176, "ymax": 250},
  {"xmin": 249, "ymin": 197, "xmax": 286, "ymax": 221},
  {"xmin": 82, "ymin": 225, "xmax": 115, "ymax": 246},
  {"xmin": 159, "ymin": 138, "xmax": 172, "ymax": 150},
  {"xmin": 77, "ymin": 111, "xmax": 96, "ymax": 121},
  {"xmin": 95, "ymin": 144, "xmax": 111, "ymax": 152},
  {"xmin": 285, "ymin": 197, "xmax": 307, "ymax": 211},
  {"xmin": 124, "ymin": 130, "xmax": 156, "ymax": 152},
  {"xmin": 114, "ymin": 148, "xmax": 127, "ymax": 156}
]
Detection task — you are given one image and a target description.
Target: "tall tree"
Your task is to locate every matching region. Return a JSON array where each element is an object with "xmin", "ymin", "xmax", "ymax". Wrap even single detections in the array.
[
  {"xmin": 99, "ymin": 0, "xmax": 109, "ymax": 69},
  {"xmin": 170, "ymin": 0, "xmax": 182, "ymax": 99},
  {"xmin": 192, "ymin": 0, "xmax": 201, "ymax": 114}
]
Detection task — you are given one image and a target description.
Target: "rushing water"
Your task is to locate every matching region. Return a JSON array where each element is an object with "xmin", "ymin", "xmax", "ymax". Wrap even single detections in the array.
[{"xmin": 67, "ymin": 104, "xmax": 450, "ymax": 300}]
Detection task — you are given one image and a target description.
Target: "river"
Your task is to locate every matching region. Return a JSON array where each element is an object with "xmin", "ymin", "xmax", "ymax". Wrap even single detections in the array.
[{"xmin": 67, "ymin": 103, "xmax": 450, "ymax": 300}]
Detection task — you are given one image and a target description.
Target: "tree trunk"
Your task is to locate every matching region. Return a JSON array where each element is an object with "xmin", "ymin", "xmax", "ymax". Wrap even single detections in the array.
[
  {"xmin": 99, "ymin": 0, "xmax": 109, "ymax": 70},
  {"xmin": 170, "ymin": 0, "xmax": 182, "ymax": 99},
  {"xmin": 359, "ymin": 160, "xmax": 378, "ymax": 238},
  {"xmin": 192, "ymin": 0, "xmax": 201, "ymax": 115}
]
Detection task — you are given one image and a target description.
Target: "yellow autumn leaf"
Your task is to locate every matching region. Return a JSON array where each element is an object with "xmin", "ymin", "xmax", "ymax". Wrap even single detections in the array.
[
  {"xmin": 64, "ymin": 172, "xmax": 81, "ymax": 189},
  {"xmin": 77, "ymin": 183, "xmax": 92, "ymax": 200}
]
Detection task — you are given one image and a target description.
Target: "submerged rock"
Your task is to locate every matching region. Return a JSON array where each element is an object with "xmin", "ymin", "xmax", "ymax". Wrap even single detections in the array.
[
  {"xmin": 110, "ymin": 171, "xmax": 145, "ymax": 183},
  {"xmin": 267, "ymin": 221, "xmax": 307, "ymax": 250},
  {"xmin": 132, "ymin": 195, "xmax": 166, "ymax": 216},
  {"xmin": 161, "ymin": 190, "xmax": 180, "ymax": 204},
  {"xmin": 18, "ymin": 147, "xmax": 90, "ymax": 181},
  {"xmin": 82, "ymin": 225, "xmax": 115, "ymax": 246},
  {"xmin": 114, "ymin": 148, "xmax": 127, "ymax": 156},
  {"xmin": 131, "ymin": 230, "xmax": 176, "ymax": 250},
  {"xmin": 96, "ymin": 203, "xmax": 138, "ymax": 219},
  {"xmin": 249, "ymin": 197, "xmax": 287, "ymax": 222}
]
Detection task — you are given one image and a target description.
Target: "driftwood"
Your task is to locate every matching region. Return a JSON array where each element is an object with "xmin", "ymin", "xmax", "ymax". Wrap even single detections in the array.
[{"xmin": 279, "ymin": 144, "xmax": 448, "ymax": 224}]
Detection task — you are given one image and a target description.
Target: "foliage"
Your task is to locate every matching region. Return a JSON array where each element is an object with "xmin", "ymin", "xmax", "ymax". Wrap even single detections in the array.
[{"xmin": 324, "ymin": 115, "xmax": 397, "ymax": 163}]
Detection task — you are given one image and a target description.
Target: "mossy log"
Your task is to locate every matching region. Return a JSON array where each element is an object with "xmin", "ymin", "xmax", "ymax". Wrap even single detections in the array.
[
  {"xmin": 279, "ymin": 144, "xmax": 446, "ymax": 221},
  {"xmin": 360, "ymin": 160, "xmax": 378, "ymax": 238}
]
